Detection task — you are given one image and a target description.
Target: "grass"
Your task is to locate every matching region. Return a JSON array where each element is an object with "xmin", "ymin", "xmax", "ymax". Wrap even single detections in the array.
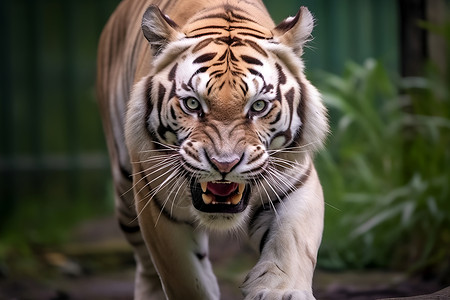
[{"xmin": 314, "ymin": 50, "xmax": 449, "ymax": 280}]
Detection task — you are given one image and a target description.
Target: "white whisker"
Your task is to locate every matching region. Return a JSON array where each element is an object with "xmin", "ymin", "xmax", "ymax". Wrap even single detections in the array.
[
  {"xmin": 266, "ymin": 167, "xmax": 297, "ymax": 196},
  {"xmin": 136, "ymin": 164, "xmax": 185, "ymax": 224},
  {"xmin": 266, "ymin": 141, "xmax": 320, "ymax": 155},
  {"xmin": 258, "ymin": 177, "xmax": 281, "ymax": 221},
  {"xmin": 262, "ymin": 173, "xmax": 288, "ymax": 212},
  {"xmin": 135, "ymin": 163, "xmax": 181, "ymax": 204},
  {"xmin": 269, "ymin": 156, "xmax": 306, "ymax": 169}
]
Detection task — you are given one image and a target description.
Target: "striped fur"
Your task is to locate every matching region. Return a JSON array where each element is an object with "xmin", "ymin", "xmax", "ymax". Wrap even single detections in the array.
[{"xmin": 97, "ymin": 0, "xmax": 328, "ymax": 299}]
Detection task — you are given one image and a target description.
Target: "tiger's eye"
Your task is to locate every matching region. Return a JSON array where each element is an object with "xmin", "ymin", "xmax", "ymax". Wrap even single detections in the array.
[
  {"xmin": 251, "ymin": 100, "xmax": 266, "ymax": 112},
  {"xmin": 184, "ymin": 97, "xmax": 200, "ymax": 111}
]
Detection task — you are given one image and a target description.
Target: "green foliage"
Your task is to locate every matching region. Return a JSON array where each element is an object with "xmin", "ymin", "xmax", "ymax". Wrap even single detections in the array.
[{"xmin": 315, "ymin": 54, "xmax": 450, "ymax": 279}]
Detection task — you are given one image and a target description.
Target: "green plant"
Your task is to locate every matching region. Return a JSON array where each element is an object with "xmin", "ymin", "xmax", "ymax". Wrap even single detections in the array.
[{"xmin": 315, "ymin": 56, "xmax": 450, "ymax": 280}]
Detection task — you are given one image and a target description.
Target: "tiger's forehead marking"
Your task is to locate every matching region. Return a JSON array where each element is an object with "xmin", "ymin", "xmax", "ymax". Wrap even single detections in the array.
[
  {"xmin": 186, "ymin": 37, "xmax": 273, "ymax": 119},
  {"xmin": 188, "ymin": 40, "xmax": 271, "ymax": 90},
  {"xmin": 179, "ymin": 37, "xmax": 278, "ymax": 120},
  {"xmin": 173, "ymin": 4, "xmax": 280, "ymax": 120},
  {"xmin": 184, "ymin": 4, "xmax": 273, "ymax": 39}
]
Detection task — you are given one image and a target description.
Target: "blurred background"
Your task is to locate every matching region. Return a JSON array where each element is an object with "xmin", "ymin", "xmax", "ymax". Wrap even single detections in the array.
[{"xmin": 0, "ymin": 0, "xmax": 449, "ymax": 299}]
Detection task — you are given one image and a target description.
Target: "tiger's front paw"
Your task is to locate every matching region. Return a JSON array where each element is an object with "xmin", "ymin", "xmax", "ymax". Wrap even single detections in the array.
[
  {"xmin": 241, "ymin": 261, "xmax": 315, "ymax": 300},
  {"xmin": 243, "ymin": 289, "xmax": 315, "ymax": 300}
]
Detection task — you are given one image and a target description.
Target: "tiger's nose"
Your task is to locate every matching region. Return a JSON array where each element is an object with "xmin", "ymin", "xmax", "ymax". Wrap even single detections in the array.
[{"xmin": 210, "ymin": 157, "xmax": 240, "ymax": 174}]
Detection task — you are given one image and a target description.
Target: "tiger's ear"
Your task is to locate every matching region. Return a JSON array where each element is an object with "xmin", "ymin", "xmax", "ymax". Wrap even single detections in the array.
[
  {"xmin": 273, "ymin": 7, "xmax": 314, "ymax": 56},
  {"xmin": 142, "ymin": 5, "xmax": 182, "ymax": 55}
]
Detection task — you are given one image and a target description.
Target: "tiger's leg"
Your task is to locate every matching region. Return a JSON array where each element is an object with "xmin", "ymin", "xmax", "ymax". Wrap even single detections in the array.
[
  {"xmin": 133, "ymin": 174, "xmax": 220, "ymax": 299},
  {"xmin": 243, "ymin": 166, "xmax": 324, "ymax": 300},
  {"xmin": 111, "ymin": 164, "xmax": 167, "ymax": 299},
  {"xmin": 115, "ymin": 195, "xmax": 166, "ymax": 299}
]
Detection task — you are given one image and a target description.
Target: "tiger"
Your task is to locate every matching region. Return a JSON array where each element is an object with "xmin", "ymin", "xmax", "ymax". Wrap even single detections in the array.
[{"xmin": 96, "ymin": 0, "xmax": 328, "ymax": 299}]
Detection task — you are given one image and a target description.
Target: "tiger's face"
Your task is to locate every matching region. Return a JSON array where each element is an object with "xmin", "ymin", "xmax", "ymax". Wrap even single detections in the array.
[{"xmin": 127, "ymin": 5, "xmax": 328, "ymax": 229}]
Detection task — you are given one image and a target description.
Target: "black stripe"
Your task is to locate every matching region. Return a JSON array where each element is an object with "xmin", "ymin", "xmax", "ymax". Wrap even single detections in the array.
[
  {"xmin": 239, "ymin": 84, "xmax": 247, "ymax": 96},
  {"xmin": 259, "ymin": 229, "xmax": 270, "ymax": 253},
  {"xmin": 120, "ymin": 165, "xmax": 132, "ymax": 181},
  {"xmin": 216, "ymin": 36, "xmax": 235, "ymax": 46},
  {"xmin": 185, "ymin": 147, "xmax": 201, "ymax": 162},
  {"xmin": 229, "ymin": 50, "xmax": 238, "ymax": 62},
  {"xmin": 284, "ymin": 87, "xmax": 296, "ymax": 146},
  {"xmin": 192, "ymin": 38, "xmax": 213, "ymax": 53},
  {"xmin": 168, "ymin": 81, "xmax": 177, "ymax": 100},
  {"xmin": 204, "ymin": 130, "xmax": 220, "ymax": 154},
  {"xmin": 193, "ymin": 52, "xmax": 217, "ymax": 64},
  {"xmin": 241, "ymin": 55, "xmax": 263, "ymax": 65},
  {"xmin": 217, "ymin": 50, "xmax": 227, "ymax": 61},
  {"xmin": 227, "ymin": 119, "xmax": 247, "ymax": 137},
  {"xmin": 144, "ymin": 76, "xmax": 154, "ymax": 134},
  {"xmin": 187, "ymin": 31, "xmax": 222, "ymax": 38},
  {"xmin": 264, "ymin": 84, "xmax": 274, "ymax": 94},
  {"xmin": 247, "ymin": 151, "xmax": 264, "ymax": 165},
  {"xmin": 170, "ymin": 106, "xmax": 177, "ymax": 120},
  {"xmin": 210, "ymin": 69, "xmax": 224, "ymax": 77},
  {"xmin": 157, "ymin": 83, "xmax": 166, "ymax": 114},
  {"xmin": 229, "ymin": 25, "xmax": 266, "ymax": 35},
  {"xmin": 269, "ymin": 111, "xmax": 281, "ymax": 125},
  {"xmin": 270, "ymin": 163, "xmax": 312, "ymax": 201},
  {"xmin": 245, "ymin": 39, "xmax": 268, "ymax": 57},
  {"xmin": 168, "ymin": 63, "xmax": 178, "ymax": 81},
  {"xmin": 119, "ymin": 221, "xmax": 141, "ymax": 233},
  {"xmin": 294, "ymin": 81, "xmax": 308, "ymax": 147},
  {"xmin": 249, "ymin": 166, "xmax": 312, "ymax": 232},
  {"xmin": 207, "ymin": 122, "xmax": 221, "ymax": 139},
  {"xmin": 189, "ymin": 25, "xmax": 227, "ymax": 33},
  {"xmin": 182, "ymin": 159, "xmax": 207, "ymax": 173},
  {"xmin": 275, "ymin": 63, "xmax": 286, "ymax": 85},
  {"xmin": 195, "ymin": 66, "xmax": 210, "ymax": 75},
  {"xmin": 291, "ymin": 163, "xmax": 312, "ymax": 190},
  {"xmin": 241, "ymin": 164, "xmax": 265, "ymax": 175},
  {"xmin": 249, "ymin": 68, "xmax": 264, "ymax": 80},
  {"xmin": 236, "ymin": 32, "xmax": 268, "ymax": 39}
]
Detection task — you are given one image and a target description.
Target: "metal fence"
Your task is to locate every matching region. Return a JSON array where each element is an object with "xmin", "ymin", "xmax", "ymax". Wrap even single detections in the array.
[{"xmin": 0, "ymin": 0, "xmax": 399, "ymax": 235}]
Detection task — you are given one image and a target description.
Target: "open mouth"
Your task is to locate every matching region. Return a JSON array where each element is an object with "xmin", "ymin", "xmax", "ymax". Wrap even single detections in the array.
[{"xmin": 190, "ymin": 181, "xmax": 251, "ymax": 214}]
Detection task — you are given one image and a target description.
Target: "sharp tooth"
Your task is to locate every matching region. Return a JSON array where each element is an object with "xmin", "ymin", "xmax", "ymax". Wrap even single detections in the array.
[
  {"xmin": 230, "ymin": 193, "xmax": 243, "ymax": 205},
  {"xmin": 200, "ymin": 182, "xmax": 208, "ymax": 193},
  {"xmin": 202, "ymin": 193, "xmax": 213, "ymax": 204},
  {"xmin": 238, "ymin": 183, "xmax": 245, "ymax": 195}
]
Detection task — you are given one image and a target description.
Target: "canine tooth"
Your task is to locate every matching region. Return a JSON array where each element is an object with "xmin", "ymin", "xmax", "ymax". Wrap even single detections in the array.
[
  {"xmin": 230, "ymin": 193, "xmax": 243, "ymax": 205},
  {"xmin": 200, "ymin": 182, "xmax": 208, "ymax": 193},
  {"xmin": 202, "ymin": 193, "xmax": 213, "ymax": 204},
  {"xmin": 238, "ymin": 183, "xmax": 245, "ymax": 194}
]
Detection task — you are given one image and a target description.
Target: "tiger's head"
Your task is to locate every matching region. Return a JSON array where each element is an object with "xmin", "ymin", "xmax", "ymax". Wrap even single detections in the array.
[{"xmin": 126, "ymin": 4, "xmax": 328, "ymax": 230}]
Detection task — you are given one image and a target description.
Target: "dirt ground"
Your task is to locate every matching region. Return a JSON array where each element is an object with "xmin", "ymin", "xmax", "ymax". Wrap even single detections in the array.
[{"xmin": 1, "ymin": 217, "xmax": 448, "ymax": 300}]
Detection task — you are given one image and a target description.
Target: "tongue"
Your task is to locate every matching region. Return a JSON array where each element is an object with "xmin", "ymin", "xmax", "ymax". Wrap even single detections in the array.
[{"xmin": 207, "ymin": 182, "xmax": 238, "ymax": 197}]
